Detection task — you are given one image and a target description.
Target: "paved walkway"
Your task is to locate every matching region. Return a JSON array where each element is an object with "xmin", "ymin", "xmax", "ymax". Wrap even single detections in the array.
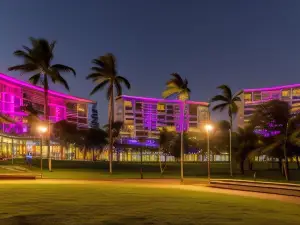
[{"xmin": 1, "ymin": 179, "xmax": 300, "ymax": 204}]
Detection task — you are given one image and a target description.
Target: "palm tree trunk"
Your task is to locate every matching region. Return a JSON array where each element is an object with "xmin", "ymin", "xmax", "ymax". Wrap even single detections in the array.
[
  {"xmin": 283, "ymin": 123, "xmax": 289, "ymax": 181},
  {"xmin": 229, "ymin": 116, "xmax": 233, "ymax": 177},
  {"xmin": 108, "ymin": 86, "xmax": 114, "ymax": 174},
  {"xmin": 296, "ymin": 156, "xmax": 300, "ymax": 169},
  {"xmin": 44, "ymin": 85, "xmax": 52, "ymax": 172},
  {"xmin": 239, "ymin": 158, "xmax": 245, "ymax": 175}
]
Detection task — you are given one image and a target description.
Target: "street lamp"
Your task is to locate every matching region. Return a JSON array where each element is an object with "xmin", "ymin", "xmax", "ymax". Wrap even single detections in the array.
[
  {"xmin": 204, "ymin": 124, "xmax": 214, "ymax": 183},
  {"xmin": 37, "ymin": 125, "xmax": 47, "ymax": 178}
]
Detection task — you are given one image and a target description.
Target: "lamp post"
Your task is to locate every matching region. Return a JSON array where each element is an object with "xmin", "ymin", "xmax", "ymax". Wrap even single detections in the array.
[
  {"xmin": 37, "ymin": 125, "xmax": 47, "ymax": 178},
  {"xmin": 205, "ymin": 124, "xmax": 213, "ymax": 184}
]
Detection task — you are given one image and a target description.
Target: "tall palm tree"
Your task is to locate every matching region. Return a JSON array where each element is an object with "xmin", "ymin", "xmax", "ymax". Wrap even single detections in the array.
[
  {"xmin": 210, "ymin": 85, "xmax": 242, "ymax": 176},
  {"xmin": 86, "ymin": 53, "xmax": 130, "ymax": 174},
  {"xmin": 162, "ymin": 73, "xmax": 191, "ymax": 183},
  {"xmin": 8, "ymin": 37, "xmax": 76, "ymax": 171}
]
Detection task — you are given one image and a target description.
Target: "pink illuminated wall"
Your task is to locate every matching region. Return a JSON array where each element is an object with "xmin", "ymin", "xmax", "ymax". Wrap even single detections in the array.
[{"xmin": 0, "ymin": 73, "xmax": 93, "ymax": 134}]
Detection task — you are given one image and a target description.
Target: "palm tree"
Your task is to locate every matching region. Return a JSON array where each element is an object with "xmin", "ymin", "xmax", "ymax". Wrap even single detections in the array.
[
  {"xmin": 8, "ymin": 37, "xmax": 76, "ymax": 171},
  {"xmin": 159, "ymin": 128, "xmax": 175, "ymax": 175},
  {"xmin": 210, "ymin": 85, "xmax": 242, "ymax": 176},
  {"xmin": 162, "ymin": 73, "xmax": 191, "ymax": 183},
  {"xmin": 250, "ymin": 100, "xmax": 300, "ymax": 180},
  {"xmin": 234, "ymin": 127, "xmax": 259, "ymax": 174},
  {"xmin": 104, "ymin": 121, "xmax": 124, "ymax": 162},
  {"xmin": 86, "ymin": 53, "xmax": 130, "ymax": 174},
  {"xmin": 21, "ymin": 103, "xmax": 42, "ymax": 136}
]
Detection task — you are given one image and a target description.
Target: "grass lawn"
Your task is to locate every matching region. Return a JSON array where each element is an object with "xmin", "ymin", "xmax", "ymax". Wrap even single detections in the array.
[
  {"xmin": 1, "ymin": 159, "xmax": 300, "ymax": 183},
  {"xmin": 0, "ymin": 182, "xmax": 300, "ymax": 225}
]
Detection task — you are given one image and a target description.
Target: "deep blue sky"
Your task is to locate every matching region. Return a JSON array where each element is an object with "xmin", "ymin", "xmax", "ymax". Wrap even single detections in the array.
[{"xmin": 1, "ymin": 0, "xmax": 300, "ymax": 125}]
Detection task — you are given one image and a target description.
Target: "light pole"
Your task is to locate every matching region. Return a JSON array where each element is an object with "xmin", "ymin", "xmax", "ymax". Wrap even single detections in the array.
[
  {"xmin": 205, "ymin": 124, "xmax": 213, "ymax": 184},
  {"xmin": 37, "ymin": 125, "xmax": 47, "ymax": 178}
]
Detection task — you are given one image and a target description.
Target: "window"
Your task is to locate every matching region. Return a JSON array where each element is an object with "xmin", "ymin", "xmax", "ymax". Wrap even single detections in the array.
[
  {"xmin": 293, "ymin": 88, "xmax": 300, "ymax": 97},
  {"xmin": 136, "ymin": 102, "xmax": 142, "ymax": 111},
  {"xmin": 136, "ymin": 119, "xmax": 143, "ymax": 124},
  {"xmin": 189, "ymin": 105, "xmax": 198, "ymax": 115},
  {"xmin": 244, "ymin": 93, "xmax": 252, "ymax": 101},
  {"xmin": 253, "ymin": 92, "xmax": 261, "ymax": 101},
  {"xmin": 78, "ymin": 118, "xmax": 87, "ymax": 124},
  {"xmin": 261, "ymin": 92, "xmax": 270, "ymax": 100},
  {"xmin": 157, "ymin": 104, "xmax": 165, "ymax": 111},
  {"xmin": 166, "ymin": 116, "xmax": 173, "ymax": 121},
  {"xmin": 282, "ymin": 89, "xmax": 290, "ymax": 98},
  {"xmin": 124, "ymin": 101, "xmax": 132, "ymax": 107}
]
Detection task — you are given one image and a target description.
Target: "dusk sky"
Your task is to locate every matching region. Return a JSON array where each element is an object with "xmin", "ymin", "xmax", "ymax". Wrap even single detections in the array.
[{"xmin": 1, "ymin": 0, "xmax": 300, "ymax": 125}]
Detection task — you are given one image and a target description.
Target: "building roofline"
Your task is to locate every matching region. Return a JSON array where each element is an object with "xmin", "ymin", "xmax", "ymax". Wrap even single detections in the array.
[
  {"xmin": 244, "ymin": 83, "xmax": 300, "ymax": 92},
  {"xmin": 0, "ymin": 73, "xmax": 94, "ymax": 103},
  {"xmin": 118, "ymin": 95, "xmax": 209, "ymax": 106}
]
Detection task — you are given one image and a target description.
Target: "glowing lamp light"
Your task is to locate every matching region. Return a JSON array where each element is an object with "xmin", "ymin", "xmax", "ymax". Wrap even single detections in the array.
[
  {"xmin": 205, "ymin": 124, "xmax": 213, "ymax": 132},
  {"xmin": 37, "ymin": 126, "xmax": 47, "ymax": 133}
]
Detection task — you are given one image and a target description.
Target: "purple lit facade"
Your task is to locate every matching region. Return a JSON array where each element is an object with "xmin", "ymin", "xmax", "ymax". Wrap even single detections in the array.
[
  {"xmin": 238, "ymin": 83, "xmax": 300, "ymax": 128},
  {"xmin": 0, "ymin": 73, "xmax": 93, "ymax": 134},
  {"xmin": 115, "ymin": 95, "xmax": 209, "ymax": 143}
]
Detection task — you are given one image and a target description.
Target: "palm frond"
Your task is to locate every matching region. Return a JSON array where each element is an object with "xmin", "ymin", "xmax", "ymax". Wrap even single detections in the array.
[
  {"xmin": 231, "ymin": 102, "xmax": 239, "ymax": 114},
  {"xmin": 170, "ymin": 73, "xmax": 183, "ymax": 84},
  {"xmin": 49, "ymin": 41, "xmax": 56, "ymax": 52},
  {"xmin": 51, "ymin": 72, "xmax": 70, "ymax": 91},
  {"xmin": 51, "ymin": 64, "xmax": 76, "ymax": 76},
  {"xmin": 89, "ymin": 80, "xmax": 110, "ymax": 96},
  {"xmin": 86, "ymin": 73, "xmax": 107, "ymax": 81},
  {"xmin": 210, "ymin": 94, "xmax": 228, "ymax": 103},
  {"xmin": 162, "ymin": 87, "xmax": 180, "ymax": 99},
  {"xmin": 28, "ymin": 74, "xmax": 41, "ymax": 85},
  {"xmin": 116, "ymin": 76, "xmax": 131, "ymax": 89},
  {"xmin": 114, "ymin": 81, "xmax": 122, "ymax": 97},
  {"xmin": 8, "ymin": 64, "xmax": 38, "ymax": 72},
  {"xmin": 212, "ymin": 103, "xmax": 228, "ymax": 112},
  {"xmin": 232, "ymin": 95, "xmax": 241, "ymax": 102},
  {"xmin": 217, "ymin": 84, "xmax": 232, "ymax": 99},
  {"xmin": 233, "ymin": 90, "xmax": 243, "ymax": 99}
]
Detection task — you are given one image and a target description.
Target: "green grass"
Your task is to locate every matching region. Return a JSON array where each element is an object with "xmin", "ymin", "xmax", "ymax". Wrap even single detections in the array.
[
  {"xmin": 0, "ymin": 182, "xmax": 299, "ymax": 224},
  {"xmin": 1, "ymin": 159, "xmax": 300, "ymax": 183}
]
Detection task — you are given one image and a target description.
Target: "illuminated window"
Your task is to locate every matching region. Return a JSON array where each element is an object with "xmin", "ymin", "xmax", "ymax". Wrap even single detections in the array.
[
  {"xmin": 124, "ymin": 101, "xmax": 132, "ymax": 107},
  {"xmin": 282, "ymin": 90, "xmax": 290, "ymax": 97},
  {"xmin": 157, "ymin": 104, "xmax": 165, "ymax": 111},
  {"xmin": 292, "ymin": 88, "xmax": 300, "ymax": 97},
  {"xmin": 244, "ymin": 93, "xmax": 252, "ymax": 101}
]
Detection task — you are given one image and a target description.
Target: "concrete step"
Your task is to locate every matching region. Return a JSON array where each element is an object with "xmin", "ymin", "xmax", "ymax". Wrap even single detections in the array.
[
  {"xmin": 209, "ymin": 179, "xmax": 300, "ymax": 197},
  {"xmin": 0, "ymin": 174, "xmax": 36, "ymax": 180}
]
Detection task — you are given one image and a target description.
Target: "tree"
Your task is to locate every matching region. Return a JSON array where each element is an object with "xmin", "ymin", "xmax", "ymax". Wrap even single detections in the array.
[
  {"xmin": 250, "ymin": 100, "xmax": 300, "ymax": 180},
  {"xmin": 234, "ymin": 127, "xmax": 259, "ymax": 174},
  {"xmin": 159, "ymin": 128, "xmax": 175, "ymax": 175},
  {"xmin": 90, "ymin": 102, "xmax": 99, "ymax": 129},
  {"xmin": 8, "ymin": 37, "xmax": 76, "ymax": 171},
  {"xmin": 162, "ymin": 73, "xmax": 191, "ymax": 183},
  {"xmin": 210, "ymin": 85, "xmax": 242, "ymax": 176},
  {"xmin": 21, "ymin": 102, "xmax": 42, "ymax": 136},
  {"xmin": 104, "ymin": 121, "xmax": 123, "ymax": 161},
  {"xmin": 81, "ymin": 128, "xmax": 108, "ymax": 160},
  {"xmin": 170, "ymin": 132, "xmax": 189, "ymax": 161},
  {"xmin": 86, "ymin": 53, "xmax": 130, "ymax": 174},
  {"xmin": 52, "ymin": 120, "xmax": 79, "ymax": 158}
]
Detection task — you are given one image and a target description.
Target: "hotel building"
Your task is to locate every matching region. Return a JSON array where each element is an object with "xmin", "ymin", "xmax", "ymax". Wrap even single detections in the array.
[
  {"xmin": 0, "ymin": 73, "xmax": 93, "ymax": 159},
  {"xmin": 238, "ymin": 83, "xmax": 300, "ymax": 128},
  {"xmin": 114, "ymin": 95, "xmax": 210, "ymax": 146}
]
